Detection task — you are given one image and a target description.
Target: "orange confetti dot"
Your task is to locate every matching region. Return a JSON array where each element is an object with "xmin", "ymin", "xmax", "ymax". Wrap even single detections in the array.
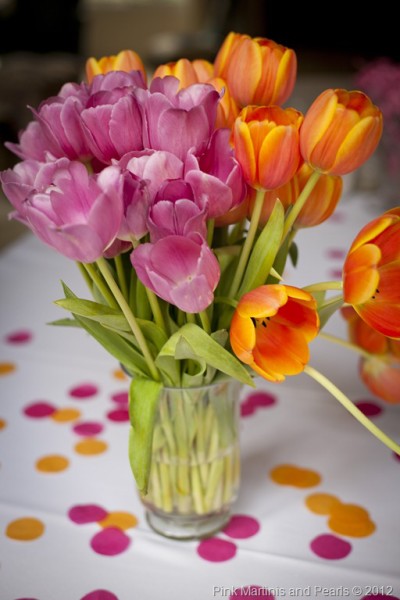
[
  {"xmin": 99, "ymin": 512, "xmax": 138, "ymax": 530},
  {"xmin": 0, "ymin": 418, "xmax": 6, "ymax": 430},
  {"xmin": 112, "ymin": 368, "xmax": 128, "ymax": 381},
  {"xmin": 305, "ymin": 493, "xmax": 341, "ymax": 515},
  {"xmin": 270, "ymin": 464, "xmax": 321, "ymax": 488},
  {"xmin": 36, "ymin": 454, "xmax": 70, "ymax": 473},
  {"xmin": 0, "ymin": 362, "xmax": 16, "ymax": 376},
  {"xmin": 51, "ymin": 407, "xmax": 81, "ymax": 422},
  {"xmin": 328, "ymin": 503, "xmax": 376, "ymax": 538},
  {"xmin": 6, "ymin": 517, "xmax": 45, "ymax": 541},
  {"xmin": 74, "ymin": 438, "xmax": 108, "ymax": 455}
]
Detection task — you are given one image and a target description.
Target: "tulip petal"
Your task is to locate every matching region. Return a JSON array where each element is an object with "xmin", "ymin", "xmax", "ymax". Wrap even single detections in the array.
[
  {"xmin": 229, "ymin": 312, "xmax": 256, "ymax": 364},
  {"xmin": 237, "ymin": 285, "xmax": 288, "ymax": 319},
  {"xmin": 343, "ymin": 243, "xmax": 381, "ymax": 304},
  {"xmin": 333, "ymin": 115, "xmax": 383, "ymax": 175},
  {"xmin": 361, "ymin": 356, "xmax": 400, "ymax": 403}
]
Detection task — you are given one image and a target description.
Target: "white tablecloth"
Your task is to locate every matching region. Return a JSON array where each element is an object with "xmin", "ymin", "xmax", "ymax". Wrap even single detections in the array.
[{"xmin": 1, "ymin": 191, "xmax": 399, "ymax": 600}]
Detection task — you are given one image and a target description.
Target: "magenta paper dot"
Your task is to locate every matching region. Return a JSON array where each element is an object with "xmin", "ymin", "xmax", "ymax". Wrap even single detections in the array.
[
  {"xmin": 330, "ymin": 211, "xmax": 345, "ymax": 223},
  {"xmin": 110, "ymin": 391, "xmax": 128, "ymax": 405},
  {"xmin": 393, "ymin": 452, "xmax": 400, "ymax": 462},
  {"xmin": 197, "ymin": 537, "xmax": 237, "ymax": 562},
  {"xmin": 24, "ymin": 402, "xmax": 56, "ymax": 418},
  {"xmin": 230, "ymin": 587, "xmax": 274, "ymax": 600},
  {"xmin": 223, "ymin": 515, "xmax": 260, "ymax": 539},
  {"xmin": 107, "ymin": 408, "xmax": 129, "ymax": 422},
  {"xmin": 80, "ymin": 591, "xmax": 119, "ymax": 600},
  {"xmin": 247, "ymin": 391, "xmax": 277, "ymax": 409},
  {"xmin": 354, "ymin": 400, "xmax": 383, "ymax": 417},
  {"xmin": 361, "ymin": 586, "xmax": 400, "ymax": 600},
  {"xmin": 73, "ymin": 421, "xmax": 104, "ymax": 436},
  {"xmin": 328, "ymin": 268, "xmax": 343, "ymax": 279},
  {"xmin": 310, "ymin": 533, "xmax": 352, "ymax": 560},
  {"xmin": 240, "ymin": 402, "xmax": 255, "ymax": 417},
  {"xmin": 69, "ymin": 383, "xmax": 98, "ymax": 399},
  {"xmin": 90, "ymin": 527, "xmax": 131, "ymax": 556},
  {"xmin": 325, "ymin": 248, "xmax": 346, "ymax": 260},
  {"xmin": 68, "ymin": 504, "xmax": 108, "ymax": 524},
  {"xmin": 5, "ymin": 329, "xmax": 33, "ymax": 344}
]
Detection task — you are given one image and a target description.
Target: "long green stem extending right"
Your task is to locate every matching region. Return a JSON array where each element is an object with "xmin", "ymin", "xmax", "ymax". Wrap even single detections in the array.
[{"xmin": 318, "ymin": 331, "xmax": 371, "ymax": 359}]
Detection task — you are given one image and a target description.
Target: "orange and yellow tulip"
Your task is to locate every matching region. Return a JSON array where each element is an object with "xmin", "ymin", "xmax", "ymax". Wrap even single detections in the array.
[
  {"xmin": 86, "ymin": 50, "xmax": 147, "ymax": 84},
  {"xmin": 300, "ymin": 89, "xmax": 383, "ymax": 176},
  {"xmin": 233, "ymin": 105, "xmax": 303, "ymax": 190},
  {"xmin": 343, "ymin": 207, "xmax": 400, "ymax": 338},
  {"xmin": 230, "ymin": 284, "xmax": 319, "ymax": 382},
  {"xmin": 214, "ymin": 32, "xmax": 297, "ymax": 108},
  {"xmin": 153, "ymin": 59, "xmax": 202, "ymax": 89},
  {"xmin": 207, "ymin": 77, "xmax": 240, "ymax": 129},
  {"xmin": 293, "ymin": 163, "xmax": 343, "ymax": 228}
]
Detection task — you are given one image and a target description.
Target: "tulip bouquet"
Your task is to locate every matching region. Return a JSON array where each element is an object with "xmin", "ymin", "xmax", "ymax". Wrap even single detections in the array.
[{"xmin": 2, "ymin": 32, "xmax": 400, "ymax": 505}]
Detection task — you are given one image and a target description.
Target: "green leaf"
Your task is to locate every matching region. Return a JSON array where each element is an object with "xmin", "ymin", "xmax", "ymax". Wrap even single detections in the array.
[
  {"xmin": 55, "ymin": 297, "xmax": 130, "ymax": 331},
  {"xmin": 289, "ymin": 240, "xmax": 298, "ymax": 267},
  {"xmin": 318, "ymin": 296, "xmax": 344, "ymax": 329},
  {"xmin": 47, "ymin": 318, "xmax": 81, "ymax": 328},
  {"xmin": 128, "ymin": 378, "xmax": 163, "ymax": 493},
  {"xmin": 238, "ymin": 199, "xmax": 284, "ymax": 296},
  {"xmin": 158, "ymin": 323, "xmax": 254, "ymax": 387}
]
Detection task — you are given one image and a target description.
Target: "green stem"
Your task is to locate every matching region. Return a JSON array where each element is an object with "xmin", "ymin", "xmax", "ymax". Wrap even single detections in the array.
[
  {"xmin": 77, "ymin": 262, "xmax": 93, "ymax": 290},
  {"xmin": 145, "ymin": 287, "xmax": 167, "ymax": 333},
  {"xmin": 318, "ymin": 331, "xmax": 371, "ymax": 359},
  {"xmin": 114, "ymin": 255, "xmax": 128, "ymax": 301},
  {"xmin": 304, "ymin": 365, "xmax": 400, "ymax": 454},
  {"xmin": 229, "ymin": 188, "xmax": 265, "ymax": 299},
  {"xmin": 303, "ymin": 281, "xmax": 343, "ymax": 293},
  {"xmin": 199, "ymin": 310, "xmax": 211, "ymax": 334},
  {"xmin": 213, "ymin": 296, "xmax": 239, "ymax": 309},
  {"xmin": 96, "ymin": 257, "xmax": 160, "ymax": 381},
  {"xmin": 83, "ymin": 262, "xmax": 119, "ymax": 309},
  {"xmin": 282, "ymin": 171, "xmax": 321, "ymax": 241},
  {"xmin": 318, "ymin": 293, "xmax": 343, "ymax": 309}
]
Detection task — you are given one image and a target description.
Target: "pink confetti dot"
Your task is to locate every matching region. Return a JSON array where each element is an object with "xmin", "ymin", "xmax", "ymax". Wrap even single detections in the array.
[
  {"xmin": 223, "ymin": 515, "xmax": 260, "ymax": 539},
  {"xmin": 328, "ymin": 268, "xmax": 343, "ymax": 279},
  {"xmin": 393, "ymin": 452, "xmax": 400, "ymax": 462},
  {"xmin": 325, "ymin": 248, "xmax": 346, "ymax": 260},
  {"xmin": 110, "ymin": 391, "xmax": 128, "ymax": 405},
  {"xmin": 80, "ymin": 591, "xmax": 119, "ymax": 600},
  {"xmin": 241, "ymin": 390, "xmax": 277, "ymax": 417},
  {"xmin": 310, "ymin": 533, "xmax": 352, "ymax": 560},
  {"xmin": 5, "ymin": 329, "xmax": 33, "ymax": 344},
  {"xmin": 330, "ymin": 211, "xmax": 346, "ymax": 223},
  {"xmin": 69, "ymin": 383, "xmax": 98, "ymax": 399},
  {"xmin": 362, "ymin": 596, "xmax": 400, "ymax": 600},
  {"xmin": 354, "ymin": 401, "xmax": 383, "ymax": 417},
  {"xmin": 73, "ymin": 421, "xmax": 104, "ymax": 436},
  {"xmin": 90, "ymin": 527, "xmax": 131, "ymax": 556},
  {"xmin": 230, "ymin": 587, "xmax": 274, "ymax": 600},
  {"xmin": 197, "ymin": 537, "xmax": 237, "ymax": 562},
  {"xmin": 24, "ymin": 402, "xmax": 56, "ymax": 418},
  {"xmin": 68, "ymin": 504, "xmax": 108, "ymax": 524},
  {"xmin": 107, "ymin": 408, "xmax": 129, "ymax": 422}
]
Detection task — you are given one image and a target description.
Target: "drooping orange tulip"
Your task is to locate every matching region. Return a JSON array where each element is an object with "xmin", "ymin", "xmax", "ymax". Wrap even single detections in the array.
[
  {"xmin": 341, "ymin": 306, "xmax": 400, "ymax": 403},
  {"xmin": 343, "ymin": 207, "xmax": 400, "ymax": 338},
  {"xmin": 300, "ymin": 89, "xmax": 383, "ymax": 175},
  {"xmin": 233, "ymin": 105, "xmax": 303, "ymax": 190},
  {"xmin": 292, "ymin": 163, "xmax": 343, "ymax": 228},
  {"xmin": 230, "ymin": 284, "xmax": 319, "ymax": 382},
  {"xmin": 214, "ymin": 32, "xmax": 297, "ymax": 108},
  {"xmin": 86, "ymin": 50, "xmax": 147, "ymax": 84}
]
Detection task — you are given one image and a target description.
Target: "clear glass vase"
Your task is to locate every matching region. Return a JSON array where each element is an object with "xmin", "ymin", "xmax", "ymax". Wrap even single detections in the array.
[{"xmin": 139, "ymin": 378, "xmax": 242, "ymax": 540}]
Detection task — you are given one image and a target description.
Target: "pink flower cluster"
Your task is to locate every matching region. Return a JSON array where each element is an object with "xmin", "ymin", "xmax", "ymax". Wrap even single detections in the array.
[{"xmin": 1, "ymin": 71, "xmax": 246, "ymax": 312}]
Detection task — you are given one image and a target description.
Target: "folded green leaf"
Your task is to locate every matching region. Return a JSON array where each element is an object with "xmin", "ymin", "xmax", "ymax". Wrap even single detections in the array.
[
  {"xmin": 238, "ymin": 199, "xmax": 284, "ymax": 296},
  {"xmin": 158, "ymin": 323, "xmax": 254, "ymax": 387},
  {"xmin": 318, "ymin": 296, "xmax": 344, "ymax": 329},
  {"xmin": 48, "ymin": 318, "xmax": 81, "ymax": 328},
  {"xmin": 128, "ymin": 378, "xmax": 163, "ymax": 493}
]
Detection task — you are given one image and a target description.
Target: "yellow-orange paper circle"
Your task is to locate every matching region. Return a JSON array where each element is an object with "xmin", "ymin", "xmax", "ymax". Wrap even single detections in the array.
[
  {"xmin": 305, "ymin": 493, "xmax": 342, "ymax": 515},
  {"xmin": 99, "ymin": 512, "xmax": 138, "ymax": 530},
  {"xmin": 6, "ymin": 517, "xmax": 45, "ymax": 541},
  {"xmin": 328, "ymin": 503, "xmax": 376, "ymax": 537},
  {"xmin": 51, "ymin": 407, "xmax": 81, "ymax": 422},
  {"xmin": 0, "ymin": 418, "xmax": 6, "ymax": 430},
  {"xmin": 36, "ymin": 455, "xmax": 70, "ymax": 473},
  {"xmin": 112, "ymin": 368, "xmax": 128, "ymax": 381},
  {"xmin": 270, "ymin": 464, "xmax": 321, "ymax": 488},
  {"xmin": 74, "ymin": 438, "xmax": 108, "ymax": 455},
  {"xmin": 0, "ymin": 362, "xmax": 16, "ymax": 376}
]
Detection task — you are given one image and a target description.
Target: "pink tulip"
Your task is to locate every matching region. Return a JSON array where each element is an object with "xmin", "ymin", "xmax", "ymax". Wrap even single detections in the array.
[
  {"xmin": 131, "ymin": 234, "xmax": 220, "ymax": 312},
  {"xmin": 185, "ymin": 129, "xmax": 246, "ymax": 218},
  {"xmin": 16, "ymin": 161, "xmax": 124, "ymax": 262}
]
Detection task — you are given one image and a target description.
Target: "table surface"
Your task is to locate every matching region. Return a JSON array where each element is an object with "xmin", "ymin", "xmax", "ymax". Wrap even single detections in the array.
[{"xmin": 1, "ymin": 189, "xmax": 399, "ymax": 600}]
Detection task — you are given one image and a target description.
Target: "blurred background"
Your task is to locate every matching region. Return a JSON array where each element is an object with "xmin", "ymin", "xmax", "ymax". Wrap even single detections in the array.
[{"xmin": 1, "ymin": 0, "xmax": 399, "ymax": 247}]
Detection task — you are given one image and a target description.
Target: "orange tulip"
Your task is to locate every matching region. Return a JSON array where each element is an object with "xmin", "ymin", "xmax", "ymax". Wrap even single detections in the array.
[
  {"xmin": 153, "ymin": 58, "xmax": 200, "ymax": 89},
  {"xmin": 214, "ymin": 32, "xmax": 297, "ymax": 108},
  {"xmin": 232, "ymin": 105, "xmax": 303, "ymax": 190},
  {"xmin": 230, "ymin": 284, "xmax": 319, "ymax": 382},
  {"xmin": 341, "ymin": 306, "xmax": 400, "ymax": 355},
  {"xmin": 292, "ymin": 163, "xmax": 343, "ymax": 228},
  {"xmin": 207, "ymin": 77, "xmax": 240, "ymax": 129},
  {"xmin": 300, "ymin": 89, "xmax": 383, "ymax": 175},
  {"xmin": 86, "ymin": 50, "xmax": 147, "ymax": 84},
  {"xmin": 343, "ymin": 207, "xmax": 400, "ymax": 338}
]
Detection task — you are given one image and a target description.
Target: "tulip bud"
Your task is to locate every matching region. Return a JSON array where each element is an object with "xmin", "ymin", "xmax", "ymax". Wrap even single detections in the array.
[{"xmin": 86, "ymin": 50, "xmax": 147, "ymax": 84}]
